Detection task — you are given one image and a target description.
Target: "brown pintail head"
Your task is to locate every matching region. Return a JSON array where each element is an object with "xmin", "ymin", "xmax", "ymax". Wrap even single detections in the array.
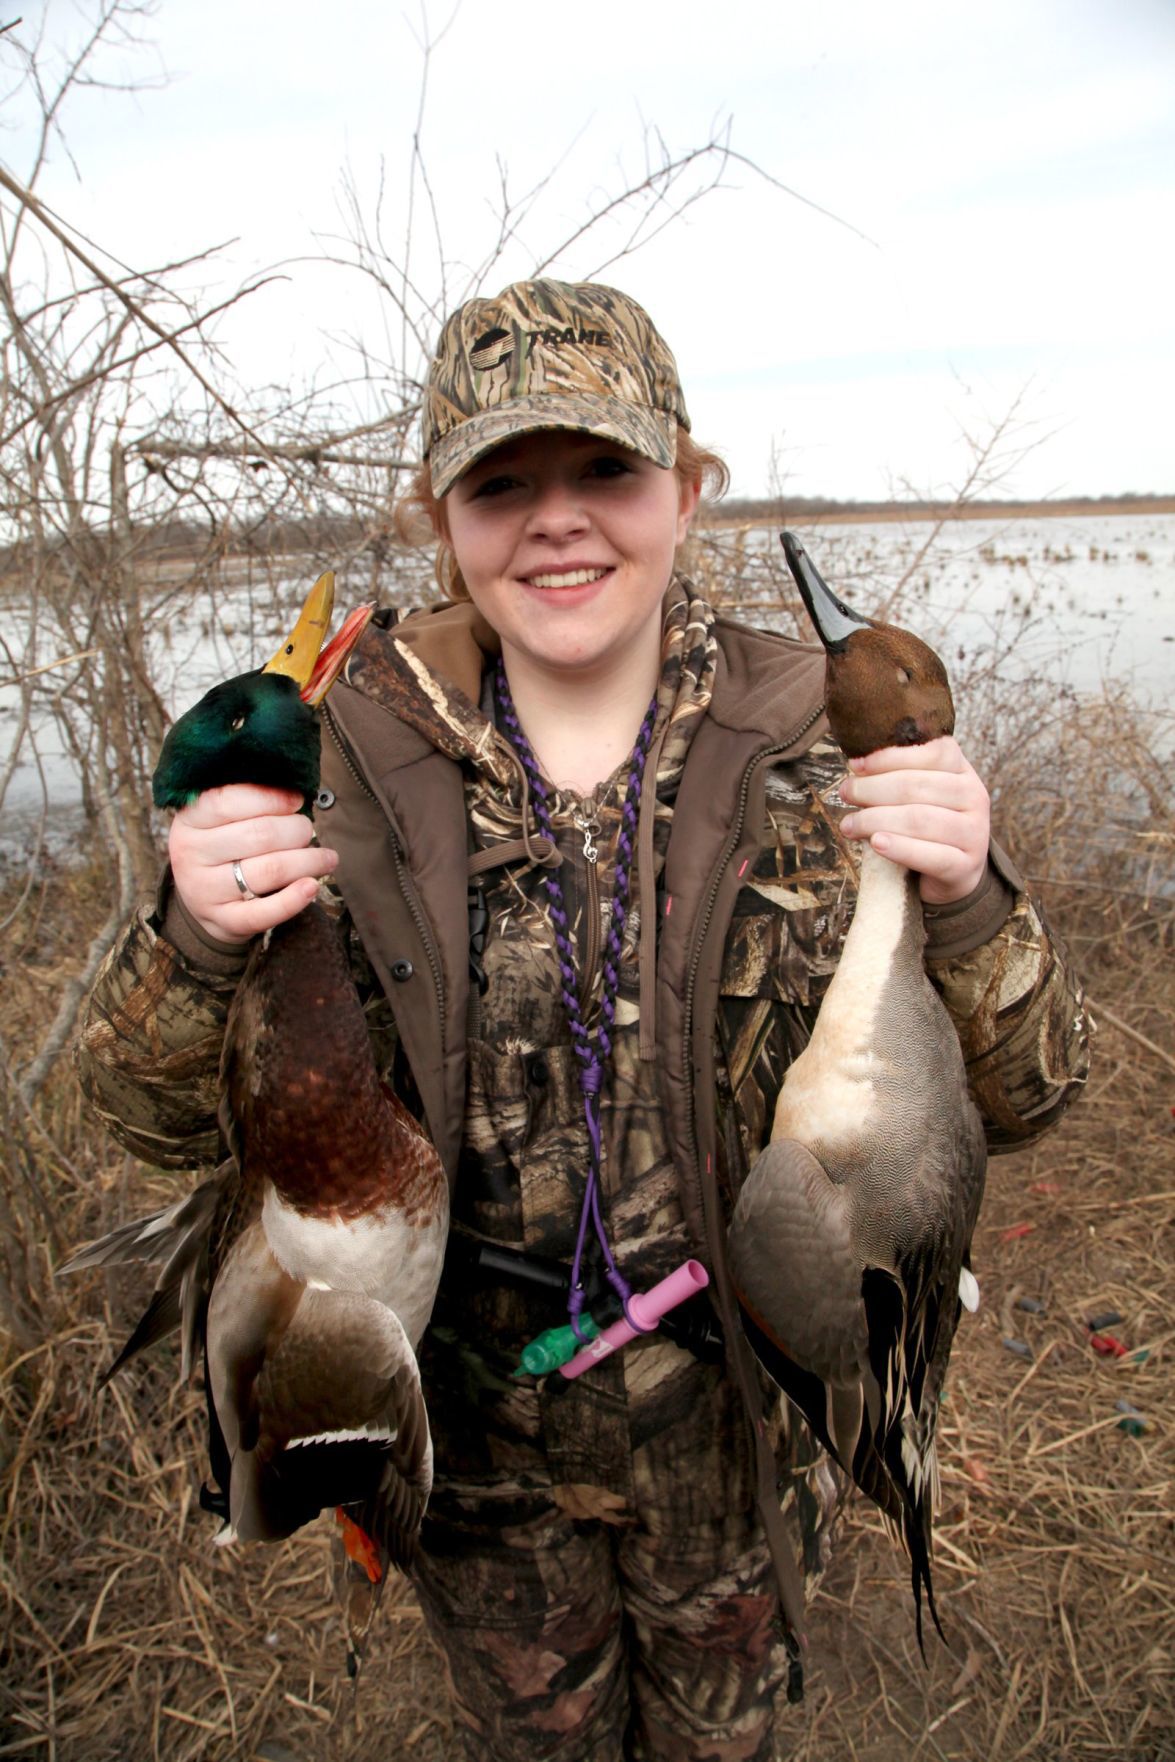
[
  {"xmin": 826, "ymin": 626, "xmax": 955, "ymax": 759},
  {"xmin": 780, "ymin": 532, "xmax": 955, "ymax": 758},
  {"xmin": 422, "ymin": 278, "xmax": 690, "ymax": 496}
]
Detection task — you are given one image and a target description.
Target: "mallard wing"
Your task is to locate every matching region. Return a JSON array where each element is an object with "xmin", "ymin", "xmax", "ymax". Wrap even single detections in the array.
[{"xmin": 207, "ymin": 1219, "xmax": 432, "ymax": 1562}]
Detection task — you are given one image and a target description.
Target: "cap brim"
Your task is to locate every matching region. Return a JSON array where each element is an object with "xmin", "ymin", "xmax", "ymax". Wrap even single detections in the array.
[{"xmin": 428, "ymin": 393, "xmax": 677, "ymax": 497}]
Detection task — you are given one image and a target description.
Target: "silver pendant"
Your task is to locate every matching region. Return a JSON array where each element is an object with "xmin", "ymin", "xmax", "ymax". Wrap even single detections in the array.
[{"xmin": 574, "ymin": 807, "xmax": 602, "ymax": 864}]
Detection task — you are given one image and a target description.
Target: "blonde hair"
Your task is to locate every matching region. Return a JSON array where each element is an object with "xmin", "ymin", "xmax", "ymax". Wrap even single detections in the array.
[{"xmin": 392, "ymin": 427, "xmax": 729, "ymax": 603}]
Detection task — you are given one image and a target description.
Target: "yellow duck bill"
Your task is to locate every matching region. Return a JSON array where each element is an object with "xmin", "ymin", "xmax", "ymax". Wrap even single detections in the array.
[{"xmin": 261, "ymin": 571, "xmax": 374, "ymax": 704}]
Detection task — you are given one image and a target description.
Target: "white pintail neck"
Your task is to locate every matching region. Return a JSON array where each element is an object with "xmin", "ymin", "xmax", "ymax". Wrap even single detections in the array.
[
  {"xmin": 811, "ymin": 839, "xmax": 917, "ymax": 1045},
  {"xmin": 770, "ymin": 841, "xmax": 918, "ymax": 1150}
]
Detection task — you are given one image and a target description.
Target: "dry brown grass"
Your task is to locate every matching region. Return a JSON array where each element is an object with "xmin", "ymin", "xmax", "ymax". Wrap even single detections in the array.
[{"xmin": 1, "ymin": 562, "xmax": 1172, "ymax": 1760}]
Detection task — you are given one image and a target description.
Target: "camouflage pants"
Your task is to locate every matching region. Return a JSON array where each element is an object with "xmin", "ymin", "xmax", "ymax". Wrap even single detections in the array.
[{"xmin": 410, "ymin": 1335, "xmax": 793, "ymax": 1761}]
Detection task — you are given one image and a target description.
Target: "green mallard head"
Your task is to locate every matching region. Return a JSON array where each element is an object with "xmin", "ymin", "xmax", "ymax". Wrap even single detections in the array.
[
  {"xmin": 152, "ymin": 574, "xmax": 373, "ymax": 809},
  {"xmin": 152, "ymin": 672, "xmax": 323, "ymax": 808}
]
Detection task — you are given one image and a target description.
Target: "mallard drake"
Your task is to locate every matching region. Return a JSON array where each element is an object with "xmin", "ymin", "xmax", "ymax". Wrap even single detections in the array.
[
  {"xmin": 66, "ymin": 574, "xmax": 449, "ymax": 1617},
  {"xmin": 728, "ymin": 533, "xmax": 986, "ymax": 1646}
]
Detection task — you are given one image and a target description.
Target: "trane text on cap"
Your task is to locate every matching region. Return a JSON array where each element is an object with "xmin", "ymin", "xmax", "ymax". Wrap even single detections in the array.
[{"xmin": 422, "ymin": 279, "xmax": 691, "ymax": 498}]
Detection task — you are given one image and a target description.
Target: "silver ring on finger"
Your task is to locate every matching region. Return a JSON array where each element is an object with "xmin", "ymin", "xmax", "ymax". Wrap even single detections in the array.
[{"xmin": 231, "ymin": 860, "xmax": 258, "ymax": 902}]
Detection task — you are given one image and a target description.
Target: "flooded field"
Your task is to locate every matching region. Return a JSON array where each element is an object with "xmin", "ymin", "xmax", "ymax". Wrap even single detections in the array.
[
  {"xmin": 709, "ymin": 508, "xmax": 1174, "ymax": 700},
  {"xmin": 1, "ymin": 508, "xmax": 1172, "ymax": 856},
  {"xmin": 694, "ymin": 508, "xmax": 1172, "ymax": 778}
]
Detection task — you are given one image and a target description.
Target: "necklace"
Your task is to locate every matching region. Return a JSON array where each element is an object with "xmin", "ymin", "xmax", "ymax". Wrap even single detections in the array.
[{"xmin": 494, "ymin": 659, "xmax": 658, "ymax": 1339}]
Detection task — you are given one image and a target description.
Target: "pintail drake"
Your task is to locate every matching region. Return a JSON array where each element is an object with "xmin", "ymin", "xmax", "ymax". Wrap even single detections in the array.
[
  {"xmin": 728, "ymin": 533, "xmax": 986, "ymax": 1647},
  {"xmin": 64, "ymin": 575, "xmax": 449, "ymax": 1655}
]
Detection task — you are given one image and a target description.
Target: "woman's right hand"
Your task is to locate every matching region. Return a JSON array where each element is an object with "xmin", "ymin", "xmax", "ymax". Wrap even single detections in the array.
[{"xmin": 168, "ymin": 784, "xmax": 339, "ymax": 944}]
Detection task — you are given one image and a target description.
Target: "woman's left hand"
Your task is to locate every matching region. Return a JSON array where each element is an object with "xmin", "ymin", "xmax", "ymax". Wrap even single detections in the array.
[{"xmin": 838, "ymin": 735, "xmax": 991, "ymax": 906}]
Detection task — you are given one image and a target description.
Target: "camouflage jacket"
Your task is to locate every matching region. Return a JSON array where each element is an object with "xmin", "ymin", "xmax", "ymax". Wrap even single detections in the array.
[{"xmin": 76, "ymin": 580, "xmax": 1090, "ymax": 1621}]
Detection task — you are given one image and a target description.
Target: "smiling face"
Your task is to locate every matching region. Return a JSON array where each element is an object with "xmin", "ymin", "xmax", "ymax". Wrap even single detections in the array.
[{"xmin": 440, "ymin": 430, "xmax": 699, "ymax": 688}]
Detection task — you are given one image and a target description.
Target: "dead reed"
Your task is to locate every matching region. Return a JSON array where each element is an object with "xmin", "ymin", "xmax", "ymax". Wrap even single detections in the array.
[{"xmin": 1, "ymin": 543, "xmax": 1171, "ymax": 1760}]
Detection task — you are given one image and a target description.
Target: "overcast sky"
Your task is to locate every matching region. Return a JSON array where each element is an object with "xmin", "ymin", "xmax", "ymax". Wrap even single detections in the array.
[{"xmin": 4, "ymin": 0, "xmax": 1173, "ymax": 501}]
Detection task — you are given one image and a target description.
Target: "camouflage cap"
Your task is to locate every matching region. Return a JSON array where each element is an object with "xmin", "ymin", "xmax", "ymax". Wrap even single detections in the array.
[{"xmin": 422, "ymin": 279, "xmax": 691, "ymax": 496}]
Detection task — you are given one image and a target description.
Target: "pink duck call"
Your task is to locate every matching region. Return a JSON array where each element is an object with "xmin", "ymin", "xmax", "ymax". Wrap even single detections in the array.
[{"xmin": 559, "ymin": 1260, "xmax": 710, "ymax": 1380}]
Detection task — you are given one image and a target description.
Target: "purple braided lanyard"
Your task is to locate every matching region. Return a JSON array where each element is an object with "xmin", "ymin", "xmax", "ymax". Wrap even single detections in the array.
[{"xmin": 494, "ymin": 658, "xmax": 658, "ymax": 1340}]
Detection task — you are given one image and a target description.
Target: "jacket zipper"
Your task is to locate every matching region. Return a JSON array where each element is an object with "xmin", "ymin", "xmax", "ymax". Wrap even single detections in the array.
[
  {"xmin": 322, "ymin": 703, "xmax": 377, "ymax": 802},
  {"xmin": 577, "ymin": 795, "xmax": 601, "ymax": 1014},
  {"xmin": 466, "ymin": 881, "xmax": 485, "ymax": 1045},
  {"xmin": 390, "ymin": 837, "xmax": 447, "ymax": 1039},
  {"xmin": 322, "ymin": 706, "xmax": 447, "ymax": 1038}
]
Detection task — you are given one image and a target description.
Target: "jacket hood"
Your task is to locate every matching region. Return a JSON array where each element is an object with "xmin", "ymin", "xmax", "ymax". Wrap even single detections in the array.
[
  {"xmin": 344, "ymin": 598, "xmax": 517, "ymax": 788},
  {"xmin": 708, "ymin": 612, "xmax": 828, "ymax": 751}
]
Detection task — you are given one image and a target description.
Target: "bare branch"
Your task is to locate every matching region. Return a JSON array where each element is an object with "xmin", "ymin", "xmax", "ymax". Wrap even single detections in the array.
[
  {"xmin": 0, "ymin": 648, "xmax": 100, "ymax": 686},
  {"xmin": 721, "ymin": 146, "xmax": 879, "ymax": 249},
  {"xmin": 0, "ymin": 161, "xmax": 289, "ymax": 471},
  {"xmin": 0, "ymin": 275, "xmax": 281, "ymax": 454},
  {"xmin": 16, "ymin": 776, "xmax": 138, "ymax": 1106},
  {"xmin": 127, "ymin": 439, "xmax": 415, "ymax": 469},
  {"xmin": 530, "ymin": 133, "xmax": 732, "ymax": 278}
]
